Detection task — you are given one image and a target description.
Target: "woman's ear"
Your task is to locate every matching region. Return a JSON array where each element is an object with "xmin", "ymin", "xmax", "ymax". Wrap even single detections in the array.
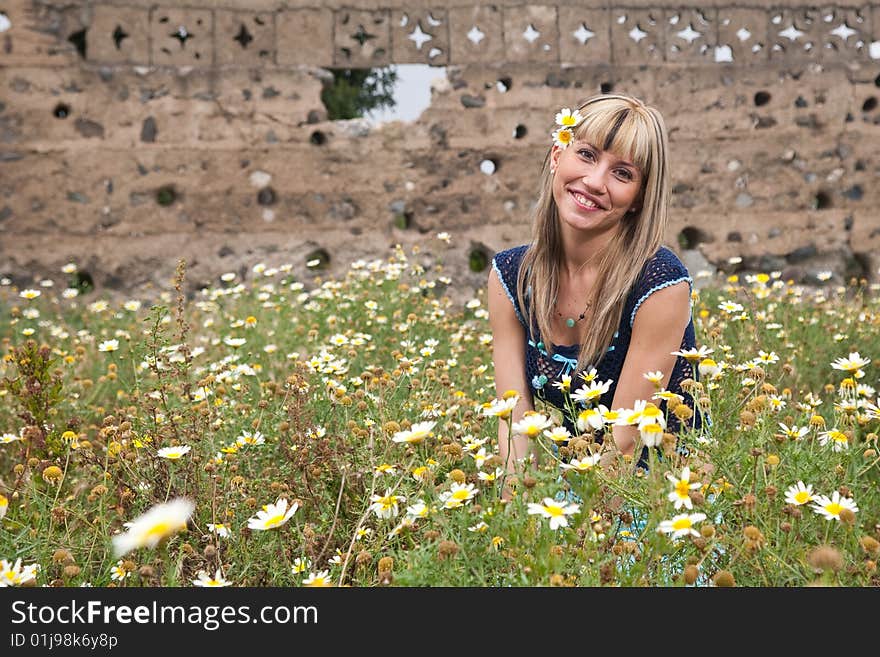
[{"xmin": 550, "ymin": 146, "xmax": 561, "ymax": 172}]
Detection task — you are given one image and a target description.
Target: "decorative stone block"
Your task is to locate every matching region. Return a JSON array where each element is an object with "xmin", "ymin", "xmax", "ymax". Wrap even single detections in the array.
[
  {"xmin": 717, "ymin": 7, "xmax": 769, "ymax": 65},
  {"xmin": 768, "ymin": 7, "xmax": 823, "ymax": 62},
  {"xmin": 558, "ymin": 7, "xmax": 611, "ymax": 66},
  {"xmin": 215, "ymin": 10, "xmax": 274, "ymax": 66},
  {"xmin": 391, "ymin": 9, "xmax": 449, "ymax": 65},
  {"xmin": 665, "ymin": 7, "xmax": 715, "ymax": 63},
  {"xmin": 334, "ymin": 9, "xmax": 391, "ymax": 67},
  {"xmin": 448, "ymin": 5, "xmax": 504, "ymax": 65},
  {"xmin": 151, "ymin": 8, "xmax": 213, "ymax": 67},
  {"xmin": 89, "ymin": 5, "xmax": 150, "ymax": 65},
  {"xmin": 277, "ymin": 9, "xmax": 333, "ymax": 67},
  {"xmin": 818, "ymin": 5, "xmax": 870, "ymax": 63},
  {"xmin": 502, "ymin": 5, "xmax": 559, "ymax": 63},
  {"xmin": 610, "ymin": 7, "xmax": 664, "ymax": 64}
]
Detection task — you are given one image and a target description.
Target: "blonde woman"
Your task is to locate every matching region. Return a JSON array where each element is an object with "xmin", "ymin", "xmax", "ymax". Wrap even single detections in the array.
[{"xmin": 488, "ymin": 93, "xmax": 701, "ymax": 483}]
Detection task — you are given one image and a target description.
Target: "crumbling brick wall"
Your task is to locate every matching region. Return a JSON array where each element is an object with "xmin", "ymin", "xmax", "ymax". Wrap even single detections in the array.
[{"xmin": 1, "ymin": 0, "xmax": 878, "ymax": 298}]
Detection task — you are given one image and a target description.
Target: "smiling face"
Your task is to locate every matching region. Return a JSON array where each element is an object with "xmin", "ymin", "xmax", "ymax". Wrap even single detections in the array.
[{"xmin": 550, "ymin": 141, "xmax": 644, "ymax": 237}]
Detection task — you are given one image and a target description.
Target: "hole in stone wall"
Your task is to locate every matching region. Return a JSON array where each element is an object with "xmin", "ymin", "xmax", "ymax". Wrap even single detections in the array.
[
  {"xmin": 321, "ymin": 67, "xmax": 397, "ymax": 121},
  {"xmin": 468, "ymin": 246, "xmax": 489, "ymax": 272},
  {"xmin": 812, "ymin": 190, "xmax": 832, "ymax": 209},
  {"xmin": 257, "ymin": 187, "xmax": 276, "ymax": 206},
  {"xmin": 862, "ymin": 97, "xmax": 877, "ymax": 112},
  {"xmin": 875, "ymin": 73, "xmax": 880, "ymax": 87},
  {"xmin": 600, "ymin": 81, "xmax": 614, "ymax": 93},
  {"xmin": 310, "ymin": 131, "xmax": 327, "ymax": 145},
  {"xmin": 727, "ymin": 231, "xmax": 742, "ymax": 242},
  {"xmin": 53, "ymin": 103, "xmax": 71, "ymax": 119},
  {"xmin": 513, "ymin": 124, "xmax": 527, "ymax": 139},
  {"xmin": 480, "ymin": 158, "xmax": 497, "ymax": 175},
  {"xmin": 112, "ymin": 25, "xmax": 129, "ymax": 50},
  {"xmin": 68, "ymin": 29, "xmax": 87, "ymax": 59},
  {"xmin": 156, "ymin": 185, "xmax": 177, "ymax": 206},
  {"xmin": 305, "ymin": 248, "xmax": 330, "ymax": 269},
  {"xmin": 393, "ymin": 211, "xmax": 413, "ymax": 229},
  {"xmin": 71, "ymin": 270, "xmax": 94, "ymax": 294},
  {"xmin": 496, "ymin": 77, "xmax": 512, "ymax": 93},
  {"xmin": 754, "ymin": 91, "xmax": 771, "ymax": 106},
  {"xmin": 794, "ymin": 96, "xmax": 808, "ymax": 108},
  {"xmin": 677, "ymin": 226, "xmax": 710, "ymax": 249}
]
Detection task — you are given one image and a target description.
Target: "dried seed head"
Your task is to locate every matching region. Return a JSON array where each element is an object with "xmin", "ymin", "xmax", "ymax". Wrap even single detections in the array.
[
  {"xmin": 448, "ymin": 468, "xmax": 466, "ymax": 484},
  {"xmin": 377, "ymin": 556, "xmax": 394, "ymax": 573},
  {"xmin": 712, "ymin": 570, "xmax": 736, "ymax": 587},
  {"xmin": 838, "ymin": 508, "xmax": 856, "ymax": 526},
  {"xmin": 859, "ymin": 536, "xmax": 880, "ymax": 555},
  {"xmin": 52, "ymin": 549, "xmax": 74, "ymax": 565},
  {"xmin": 700, "ymin": 524, "xmax": 715, "ymax": 539},
  {"xmin": 807, "ymin": 545, "xmax": 843, "ymax": 572},
  {"xmin": 438, "ymin": 540, "xmax": 459, "ymax": 560},
  {"xmin": 62, "ymin": 565, "xmax": 81, "ymax": 578},
  {"xmin": 684, "ymin": 565, "xmax": 699, "ymax": 585}
]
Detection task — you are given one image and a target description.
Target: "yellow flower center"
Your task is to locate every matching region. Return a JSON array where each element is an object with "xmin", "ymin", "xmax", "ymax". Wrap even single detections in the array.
[
  {"xmin": 263, "ymin": 514, "xmax": 286, "ymax": 528},
  {"xmin": 671, "ymin": 518, "xmax": 692, "ymax": 531},
  {"xmin": 144, "ymin": 521, "xmax": 175, "ymax": 541},
  {"xmin": 452, "ymin": 489, "xmax": 470, "ymax": 501},
  {"xmin": 545, "ymin": 505, "xmax": 563, "ymax": 517},
  {"xmin": 825, "ymin": 503, "xmax": 842, "ymax": 517},
  {"xmin": 794, "ymin": 491, "xmax": 811, "ymax": 504},
  {"xmin": 675, "ymin": 481, "xmax": 691, "ymax": 498}
]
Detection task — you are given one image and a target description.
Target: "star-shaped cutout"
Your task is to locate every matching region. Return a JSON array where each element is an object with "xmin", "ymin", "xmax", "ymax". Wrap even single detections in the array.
[
  {"xmin": 171, "ymin": 25, "xmax": 191, "ymax": 48},
  {"xmin": 408, "ymin": 24, "xmax": 432, "ymax": 50},
  {"xmin": 676, "ymin": 24, "xmax": 701, "ymax": 44},
  {"xmin": 112, "ymin": 25, "xmax": 129, "ymax": 50},
  {"xmin": 736, "ymin": 27, "xmax": 751, "ymax": 42},
  {"xmin": 830, "ymin": 23, "xmax": 856, "ymax": 41},
  {"xmin": 467, "ymin": 25, "xmax": 485, "ymax": 45},
  {"xmin": 234, "ymin": 24, "xmax": 253, "ymax": 48},
  {"xmin": 778, "ymin": 25, "xmax": 804, "ymax": 41},
  {"xmin": 523, "ymin": 24, "xmax": 540, "ymax": 43},
  {"xmin": 629, "ymin": 25, "xmax": 648, "ymax": 43},
  {"xmin": 573, "ymin": 23, "xmax": 595, "ymax": 45}
]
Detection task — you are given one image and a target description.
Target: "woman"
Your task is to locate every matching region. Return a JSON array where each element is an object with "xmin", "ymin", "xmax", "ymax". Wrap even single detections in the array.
[{"xmin": 487, "ymin": 93, "xmax": 701, "ymax": 481}]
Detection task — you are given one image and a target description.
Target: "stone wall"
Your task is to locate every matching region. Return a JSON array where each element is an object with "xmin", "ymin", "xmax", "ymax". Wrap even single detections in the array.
[{"xmin": 1, "ymin": 0, "xmax": 879, "ymax": 300}]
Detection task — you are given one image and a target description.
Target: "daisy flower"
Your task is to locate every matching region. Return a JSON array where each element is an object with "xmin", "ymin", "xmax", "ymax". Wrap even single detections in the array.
[
  {"xmin": 811, "ymin": 491, "xmax": 858, "ymax": 521},
  {"xmin": 552, "ymin": 127, "xmax": 574, "ymax": 149},
  {"xmin": 657, "ymin": 512, "xmax": 707, "ymax": 540},
  {"xmin": 576, "ymin": 407, "xmax": 604, "ymax": 432},
  {"xmin": 391, "ymin": 420, "xmax": 436, "ymax": 444},
  {"xmin": 302, "ymin": 570, "xmax": 333, "ymax": 587},
  {"xmin": 777, "ymin": 423, "xmax": 808, "ymax": 441},
  {"xmin": 666, "ymin": 467, "xmax": 701, "ymax": 510},
  {"xmin": 481, "ymin": 396, "xmax": 519, "ymax": 419},
  {"xmin": 559, "ymin": 454, "xmax": 601, "ymax": 473},
  {"xmin": 19, "ymin": 289, "xmax": 41, "ymax": 300},
  {"xmin": 439, "ymin": 482, "xmax": 478, "ymax": 509},
  {"xmin": 247, "ymin": 498, "xmax": 300, "ymax": 530},
  {"xmin": 0, "ymin": 494, "xmax": 7, "ymax": 519},
  {"xmin": 643, "ymin": 370, "xmax": 664, "ymax": 385},
  {"xmin": 374, "ymin": 463, "xmax": 397, "ymax": 476},
  {"xmin": 0, "ymin": 559, "xmax": 40, "ymax": 587},
  {"xmin": 818, "ymin": 428, "xmax": 849, "ymax": 452},
  {"xmin": 193, "ymin": 568, "xmax": 232, "ymax": 587},
  {"xmin": 671, "ymin": 345, "xmax": 714, "ymax": 363},
  {"xmin": 112, "ymin": 498, "xmax": 195, "ymax": 557},
  {"xmin": 98, "ymin": 339, "xmax": 120, "ymax": 352},
  {"xmin": 830, "ymin": 352, "xmax": 870, "ymax": 373},
  {"xmin": 527, "ymin": 497, "xmax": 580, "ymax": 530},
  {"xmin": 511, "ymin": 412, "xmax": 553, "ymax": 438},
  {"xmin": 157, "ymin": 445, "xmax": 191, "ymax": 460},
  {"xmin": 110, "ymin": 560, "xmax": 130, "ymax": 581},
  {"xmin": 784, "ymin": 481, "xmax": 815, "ymax": 506},
  {"xmin": 555, "ymin": 107, "xmax": 584, "ymax": 127},
  {"xmin": 571, "ymin": 379, "xmax": 612, "ymax": 405},
  {"xmin": 544, "ymin": 426, "xmax": 572, "ymax": 444},
  {"xmin": 369, "ymin": 490, "xmax": 405, "ymax": 519},
  {"xmin": 291, "ymin": 557, "xmax": 312, "ymax": 575},
  {"xmin": 698, "ymin": 358, "xmax": 720, "ymax": 378}
]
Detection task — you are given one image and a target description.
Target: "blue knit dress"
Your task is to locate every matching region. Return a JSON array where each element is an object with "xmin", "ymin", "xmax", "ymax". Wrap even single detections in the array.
[{"xmin": 491, "ymin": 244, "xmax": 703, "ymax": 441}]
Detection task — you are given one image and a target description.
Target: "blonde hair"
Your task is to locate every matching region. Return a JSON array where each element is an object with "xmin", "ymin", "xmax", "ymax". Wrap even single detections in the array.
[{"xmin": 516, "ymin": 93, "xmax": 670, "ymax": 372}]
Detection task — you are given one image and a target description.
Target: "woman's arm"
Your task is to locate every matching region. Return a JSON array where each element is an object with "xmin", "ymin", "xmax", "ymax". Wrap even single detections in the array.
[
  {"xmin": 487, "ymin": 266, "xmax": 535, "ymax": 474},
  {"xmin": 610, "ymin": 280, "xmax": 692, "ymax": 455}
]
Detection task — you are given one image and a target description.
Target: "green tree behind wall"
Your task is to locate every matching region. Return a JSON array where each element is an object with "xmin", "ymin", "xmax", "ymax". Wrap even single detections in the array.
[{"xmin": 321, "ymin": 67, "xmax": 398, "ymax": 120}]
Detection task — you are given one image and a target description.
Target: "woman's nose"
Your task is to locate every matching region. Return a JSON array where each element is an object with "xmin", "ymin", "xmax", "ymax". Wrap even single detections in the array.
[{"xmin": 582, "ymin": 171, "xmax": 607, "ymax": 194}]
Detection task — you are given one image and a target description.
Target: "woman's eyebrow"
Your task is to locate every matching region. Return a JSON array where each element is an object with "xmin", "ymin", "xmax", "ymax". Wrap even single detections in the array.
[{"xmin": 578, "ymin": 141, "xmax": 637, "ymax": 169}]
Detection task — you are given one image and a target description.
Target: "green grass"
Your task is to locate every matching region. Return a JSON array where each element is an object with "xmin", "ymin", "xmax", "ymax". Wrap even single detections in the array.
[{"xmin": 1, "ymin": 251, "xmax": 879, "ymax": 587}]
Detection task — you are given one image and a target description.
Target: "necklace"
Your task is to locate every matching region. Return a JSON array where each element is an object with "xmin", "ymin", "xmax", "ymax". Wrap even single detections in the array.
[
  {"xmin": 556, "ymin": 250, "xmax": 600, "ymax": 328},
  {"xmin": 556, "ymin": 299, "xmax": 591, "ymax": 328}
]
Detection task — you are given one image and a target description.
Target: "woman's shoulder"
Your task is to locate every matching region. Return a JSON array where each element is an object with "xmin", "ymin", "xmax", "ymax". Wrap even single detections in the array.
[
  {"xmin": 638, "ymin": 245, "xmax": 692, "ymax": 283},
  {"xmin": 491, "ymin": 244, "xmax": 530, "ymax": 278}
]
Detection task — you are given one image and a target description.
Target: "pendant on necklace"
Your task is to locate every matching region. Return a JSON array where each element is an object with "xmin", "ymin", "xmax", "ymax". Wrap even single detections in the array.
[{"xmin": 565, "ymin": 318, "xmax": 575, "ymax": 328}]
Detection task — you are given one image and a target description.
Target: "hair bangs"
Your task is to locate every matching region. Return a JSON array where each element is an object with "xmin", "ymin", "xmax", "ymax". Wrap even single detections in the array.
[{"xmin": 574, "ymin": 104, "xmax": 653, "ymax": 174}]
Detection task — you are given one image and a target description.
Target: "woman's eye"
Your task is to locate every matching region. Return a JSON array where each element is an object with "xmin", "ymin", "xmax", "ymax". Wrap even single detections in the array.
[
  {"xmin": 616, "ymin": 169, "xmax": 633, "ymax": 180},
  {"xmin": 579, "ymin": 149, "xmax": 595, "ymax": 160}
]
